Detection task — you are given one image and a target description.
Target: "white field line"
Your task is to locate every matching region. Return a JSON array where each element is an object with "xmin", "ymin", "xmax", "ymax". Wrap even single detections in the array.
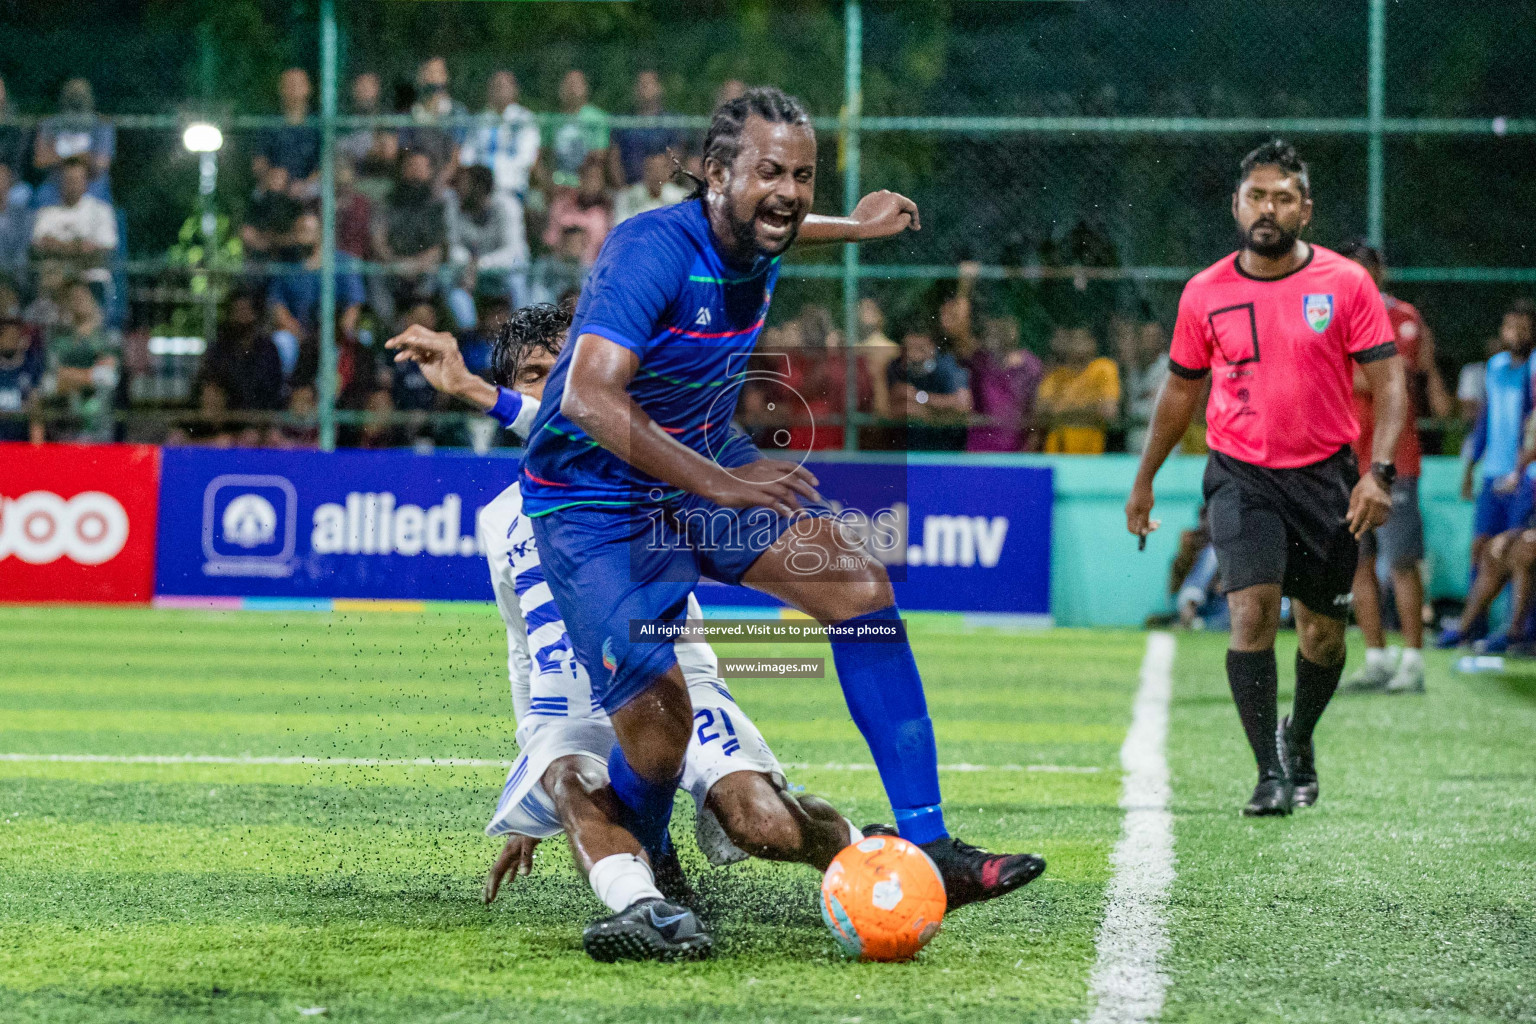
[
  {"xmin": 0, "ymin": 752, "xmax": 1099, "ymax": 774},
  {"xmin": 1087, "ymin": 631, "xmax": 1177, "ymax": 1024}
]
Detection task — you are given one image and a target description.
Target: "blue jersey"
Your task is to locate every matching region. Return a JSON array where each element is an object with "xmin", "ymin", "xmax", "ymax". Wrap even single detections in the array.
[
  {"xmin": 1469, "ymin": 351, "xmax": 1533, "ymax": 479},
  {"xmin": 520, "ymin": 200, "xmax": 781, "ymax": 516}
]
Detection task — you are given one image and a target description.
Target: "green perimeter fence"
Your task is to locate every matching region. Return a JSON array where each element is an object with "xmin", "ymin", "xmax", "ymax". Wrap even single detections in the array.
[{"xmin": 1, "ymin": 0, "xmax": 1534, "ymax": 449}]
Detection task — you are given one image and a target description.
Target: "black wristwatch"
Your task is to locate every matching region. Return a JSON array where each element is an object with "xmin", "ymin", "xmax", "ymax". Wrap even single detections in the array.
[{"xmin": 1371, "ymin": 462, "xmax": 1397, "ymax": 488}]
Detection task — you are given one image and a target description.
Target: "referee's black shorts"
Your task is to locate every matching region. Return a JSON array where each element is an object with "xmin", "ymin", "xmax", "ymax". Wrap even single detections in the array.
[{"xmin": 1202, "ymin": 446, "xmax": 1359, "ymax": 620}]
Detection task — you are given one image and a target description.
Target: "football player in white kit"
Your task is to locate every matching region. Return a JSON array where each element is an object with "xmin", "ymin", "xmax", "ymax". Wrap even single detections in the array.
[{"xmin": 387, "ymin": 305, "xmax": 876, "ymax": 962}]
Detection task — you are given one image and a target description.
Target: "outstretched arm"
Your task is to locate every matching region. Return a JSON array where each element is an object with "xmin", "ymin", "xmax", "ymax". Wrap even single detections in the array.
[
  {"xmin": 563, "ymin": 333, "xmax": 821, "ymax": 517},
  {"xmin": 385, "ymin": 325, "xmax": 498, "ymax": 410},
  {"xmin": 1125, "ymin": 373, "xmax": 1205, "ymax": 538},
  {"xmin": 798, "ymin": 190, "xmax": 920, "ymax": 244}
]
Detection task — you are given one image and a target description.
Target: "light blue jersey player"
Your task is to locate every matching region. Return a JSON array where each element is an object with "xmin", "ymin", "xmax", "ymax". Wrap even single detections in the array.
[
  {"xmin": 517, "ymin": 87, "xmax": 1046, "ymax": 959},
  {"xmin": 386, "ymin": 304, "xmax": 872, "ymax": 963}
]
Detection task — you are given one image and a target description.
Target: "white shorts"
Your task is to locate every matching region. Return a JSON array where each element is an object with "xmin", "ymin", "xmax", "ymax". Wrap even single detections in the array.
[{"xmin": 486, "ymin": 679, "xmax": 784, "ymax": 865}]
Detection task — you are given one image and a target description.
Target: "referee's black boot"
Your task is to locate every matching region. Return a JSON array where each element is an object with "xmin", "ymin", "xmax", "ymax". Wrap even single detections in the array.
[
  {"xmin": 1276, "ymin": 715, "xmax": 1318, "ymax": 807},
  {"xmin": 1242, "ymin": 772, "xmax": 1293, "ymax": 817}
]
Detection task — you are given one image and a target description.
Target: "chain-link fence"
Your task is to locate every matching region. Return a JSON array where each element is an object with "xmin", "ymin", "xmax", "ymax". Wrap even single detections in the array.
[{"xmin": 1, "ymin": 0, "xmax": 1532, "ymax": 452}]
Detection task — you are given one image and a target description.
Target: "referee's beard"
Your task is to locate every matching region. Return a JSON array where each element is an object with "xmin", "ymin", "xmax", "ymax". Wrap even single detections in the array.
[{"xmin": 1242, "ymin": 217, "xmax": 1300, "ymax": 259}]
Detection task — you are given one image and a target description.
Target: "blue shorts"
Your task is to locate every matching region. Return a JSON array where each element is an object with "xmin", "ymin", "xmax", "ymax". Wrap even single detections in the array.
[
  {"xmin": 530, "ymin": 431, "xmax": 827, "ymax": 712},
  {"xmin": 1473, "ymin": 477, "xmax": 1535, "ymax": 538}
]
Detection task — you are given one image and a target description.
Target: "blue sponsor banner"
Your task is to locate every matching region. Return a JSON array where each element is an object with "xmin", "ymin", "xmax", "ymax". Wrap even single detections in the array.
[
  {"xmin": 155, "ymin": 448, "xmax": 1051, "ymax": 614},
  {"xmin": 693, "ymin": 460, "xmax": 1052, "ymax": 615},
  {"xmin": 155, "ymin": 447, "xmax": 514, "ymax": 600}
]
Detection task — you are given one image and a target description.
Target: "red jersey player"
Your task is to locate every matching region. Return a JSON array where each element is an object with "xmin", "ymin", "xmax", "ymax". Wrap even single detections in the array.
[
  {"xmin": 1338, "ymin": 241, "xmax": 1451, "ymax": 695},
  {"xmin": 1126, "ymin": 140, "xmax": 1408, "ymax": 816}
]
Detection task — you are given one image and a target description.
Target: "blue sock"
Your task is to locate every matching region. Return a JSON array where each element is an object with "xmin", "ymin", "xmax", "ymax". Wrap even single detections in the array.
[
  {"xmin": 830, "ymin": 605, "xmax": 947, "ymax": 845},
  {"xmin": 606, "ymin": 743, "xmax": 679, "ymax": 862}
]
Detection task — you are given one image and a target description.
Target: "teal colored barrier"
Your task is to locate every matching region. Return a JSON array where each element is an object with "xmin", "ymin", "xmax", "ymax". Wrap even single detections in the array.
[{"xmin": 869, "ymin": 453, "xmax": 1474, "ymax": 627}]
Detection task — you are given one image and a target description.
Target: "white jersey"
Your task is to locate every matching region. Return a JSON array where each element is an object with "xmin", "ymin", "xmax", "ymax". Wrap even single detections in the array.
[
  {"xmin": 477, "ymin": 478, "xmax": 729, "ymax": 746},
  {"xmin": 475, "ymin": 395, "xmax": 782, "ymax": 857}
]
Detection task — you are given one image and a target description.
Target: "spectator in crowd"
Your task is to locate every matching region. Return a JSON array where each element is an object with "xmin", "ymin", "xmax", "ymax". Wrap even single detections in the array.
[
  {"xmin": 1036, "ymin": 325, "xmax": 1120, "ymax": 453},
  {"xmin": 30, "ymin": 156, "xmax": 117, "ymax": 288},
  {"xmin": 446, "ymin": 164, "xmax": 528, "ymax": 323},
  {"xmin": 267, "ymin": 384, "xmax": 320, "ymax": 449},
  {"xmin": 338, "ymin": 73, "xmax": 383, "ymax": 171},
  {"xmin": 1459, "ymin": 299, "xmax": 1535, "ymax": 589},
  {"xmin": 1118, "ymin": 317, "xmax": 1169, "ymax": 453},
  {"xmin": 526, "ymin": 224, "xmax": 591, "ymax": 307},
  {"xmin": 542, "ymin": 152, "xmax": 610, "ymax": 265},
  {"xmin": 358, "ymin": 386, "xmax": 409, "ymax": 449},
  {"xmin": 610, "ymin": 70, "xmax": 688, "ymax": 186},
  {"xmin": 267, "ymin": 213, "xmax": 366, "ymax": 379},
  {"xmin": 937, "ymin": 262, "xmax": 980, "ymax": 360},
  {"xmin": 856, "ymin": 296, "xmax": 901, "ymax": 421},
  {"xmin": 614, "ymin": 151, "xmax": 687, "ymax": 225},
  {"xmin": 333, "ymin": 161, "xmax": 375, "ymax": 261},
  {"xmin": 240, "ymin": 164, "xmax": 303, "ymax": 261},
  {"xmin": 252, "ymin": 68, "xmax": 320, "ymax": 199},
  {"xmin": 32, "ymin": 78, "xmax": 114, "ymax": 206},
  {"xmin": 0, "ymin": 303, "xmax": 44, "ymax": 443},
  {"xmin": 966, "ymin": 314, "xmax": 1043, "ymax": 453},
  {"xmin": 198, "ymin": 289, "xmax": 285, "ymax": 423},
  {"xmin": 715, "ymin": 79, "xmax": 748, "ymax": 107},
  {"xmin": 890, "ymin": 322, "xmax": 972, "ymax": 451},
  {"xmin": 341, "ymin": 73, "xmax": 400, "ymax": 204},
  {"xmin": 372, "ymin": 149, "xmax": 448, "ymax": 324},
  {"xmin": 0, "ymin": 162, "xmax": 31, "ymax": 287},
  {"xmin": 459, "ymin": 70, "xmax": 540, "ymax": 206},
  {"xmin": 44, "ymin": 279, "xmax": 118, "ymax": 441},
  {"xmin": 390, "ymin": 300, "xmax": 446, "ymax": 419},
  {"xmin": 402, "ymin": 57, "xmax": 467, "ymax": 189},
  {"xmin": 22, "ymin": 262, "xmax": 67, "ymax": 335},
  {"xmin": 0, "ymin": 74, "xmax": 30, "ymax": 208},
  {"xmin": 1458, "ymin": 333, "xmax": 1506, "ymax": 429},
  {"xmin": 546, "ymin": 70, "xmax": 609, "ymax": 190}
]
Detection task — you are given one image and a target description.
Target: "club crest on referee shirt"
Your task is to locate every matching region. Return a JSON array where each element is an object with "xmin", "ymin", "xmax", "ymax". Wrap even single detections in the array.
[{"xmin": 1303, "ymin": 294, "xmax": 1334, "ymax": 333}]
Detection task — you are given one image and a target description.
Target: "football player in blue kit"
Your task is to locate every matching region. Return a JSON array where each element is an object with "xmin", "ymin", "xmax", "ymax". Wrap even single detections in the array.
[
  {"xmin": 388, "ymin": 306, "xmax": 884, "ymax": 963},
  {"xmin": 516, "ymin": 87, "xmax": 1045, "ymax": 957}
]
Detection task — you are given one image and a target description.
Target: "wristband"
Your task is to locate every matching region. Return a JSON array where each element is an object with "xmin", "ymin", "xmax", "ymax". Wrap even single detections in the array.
[
  {"xmin": 488, "ymin": 386, "xmax": 523, "ymax": 430},
  {"xmin": 1371, "ymin": 461, "xmax": 1397, "ymax": 489}
]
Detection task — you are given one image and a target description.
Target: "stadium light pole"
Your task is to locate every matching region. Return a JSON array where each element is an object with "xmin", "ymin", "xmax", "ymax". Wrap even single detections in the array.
[
  {"xmin": 1366, "ymin": 0, "xmax": 1385, "ymax": 248},
  {"xmin": 182, "ymin": 122, "xmax": 223, "ymax": 354},
  {"xmin": 318, "ymin": 0, "xmax": 339, "ymax": 451},
  {"xmin": 841, "ymin": 0, "xmax": 862, "ymax": 452}
]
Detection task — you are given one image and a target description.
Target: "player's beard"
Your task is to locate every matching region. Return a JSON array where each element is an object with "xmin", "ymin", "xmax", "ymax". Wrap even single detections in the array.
[
  {"xmin": 1243, "ymin": 217, "xmax": 1300, "ymax": 259},
  {"xmin": 725, "ymin": 197, "xmax": 801, "ymax": 259}
]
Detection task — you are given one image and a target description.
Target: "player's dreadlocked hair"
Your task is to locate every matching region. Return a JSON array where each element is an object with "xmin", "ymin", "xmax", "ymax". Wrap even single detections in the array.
[
  {"xmin": 1238, "ymin": 138, "xmax": 1310, "ymax": 197},
  {"xmin": 680, "ymin": 86, "xmax": 812, "ymax": 200},
  {"xmin": 490, "ymin": 301, "xmax": 573, "ymax": 389}
]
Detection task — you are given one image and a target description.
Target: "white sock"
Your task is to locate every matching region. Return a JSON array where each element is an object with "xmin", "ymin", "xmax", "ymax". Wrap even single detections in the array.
[
  {"xmin": 1365, "ymin": 646, "xmax": 1392, "ymax": 669},
  {"xmin": 844, "ymin": 817, "xmax": 864, "ymax": 848},
  {"xmin": 587, "ymin": 853, "xmax": 664, "ymax": 913},
  {"xmin": 1399, "ymin": 647, "xmax": 1423, "ymax": 668}
]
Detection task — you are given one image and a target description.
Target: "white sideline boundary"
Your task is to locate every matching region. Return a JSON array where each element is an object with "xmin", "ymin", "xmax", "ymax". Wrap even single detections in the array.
[
  {"xmin": 1087, "ymin": 631, "xmax": 1177, "ymax": 1024},
  {"xmin": 0, "ymin": 753, "xmax": 1099, "ymax": 774}
]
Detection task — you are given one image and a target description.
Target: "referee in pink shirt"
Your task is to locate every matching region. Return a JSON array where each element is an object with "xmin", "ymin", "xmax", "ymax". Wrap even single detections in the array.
[{"xmin": 1126, "ymin": 140, "xmax": 1408, "ymax": 816}]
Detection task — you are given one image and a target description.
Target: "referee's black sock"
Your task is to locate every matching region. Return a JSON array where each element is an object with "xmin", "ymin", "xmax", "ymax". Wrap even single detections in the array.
[
  {"xmin": 1226, "ymin": 649, "xmax": 1280, "ymax": 777},
  {"xmin": 1291, "ymin": 652, "xmax": 1345, "ymax": 745}
]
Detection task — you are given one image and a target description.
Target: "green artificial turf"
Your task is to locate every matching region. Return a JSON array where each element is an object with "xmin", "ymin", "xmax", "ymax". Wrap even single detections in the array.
[
  {"xmin": 1163, "ymin": 632, "xmax": 1536, "ymax": 1024},
  {"xmin": 0, "ymin": 607, "xmax": 1139, "ymax": 1023},
  {"xmin": 4, "ymin": 606, "xmax": 1532, "ymax": 1023}
]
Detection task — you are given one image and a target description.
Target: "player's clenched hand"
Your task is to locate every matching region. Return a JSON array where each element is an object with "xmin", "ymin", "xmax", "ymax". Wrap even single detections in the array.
[
  {"xmin": 851, "ymin": 190, "xmax": 920, "ymax": 239},
  {"xmin": 1347, "ymin": 474, "xmax": 1393, "ymax": 540},
  {"xmin": 705, "ymin": 460, "xmax": 822, "ymax": 518},
  {"xmin": 1125, "ymin": 481, "xmax": 1160, "ymax": 539},
  {"xmin": 483, "ymin": 834, "xmax": 540, "ymax": 904},
  {"xmin": 385, "ymin": 325, "xmax": 482, "ymax": 404}
]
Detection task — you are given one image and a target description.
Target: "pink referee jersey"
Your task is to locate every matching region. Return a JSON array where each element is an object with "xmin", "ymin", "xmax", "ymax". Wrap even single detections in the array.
[{"xmin": 1169, "ymin": 244, "xmax": 1396, "ymax": 469}]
